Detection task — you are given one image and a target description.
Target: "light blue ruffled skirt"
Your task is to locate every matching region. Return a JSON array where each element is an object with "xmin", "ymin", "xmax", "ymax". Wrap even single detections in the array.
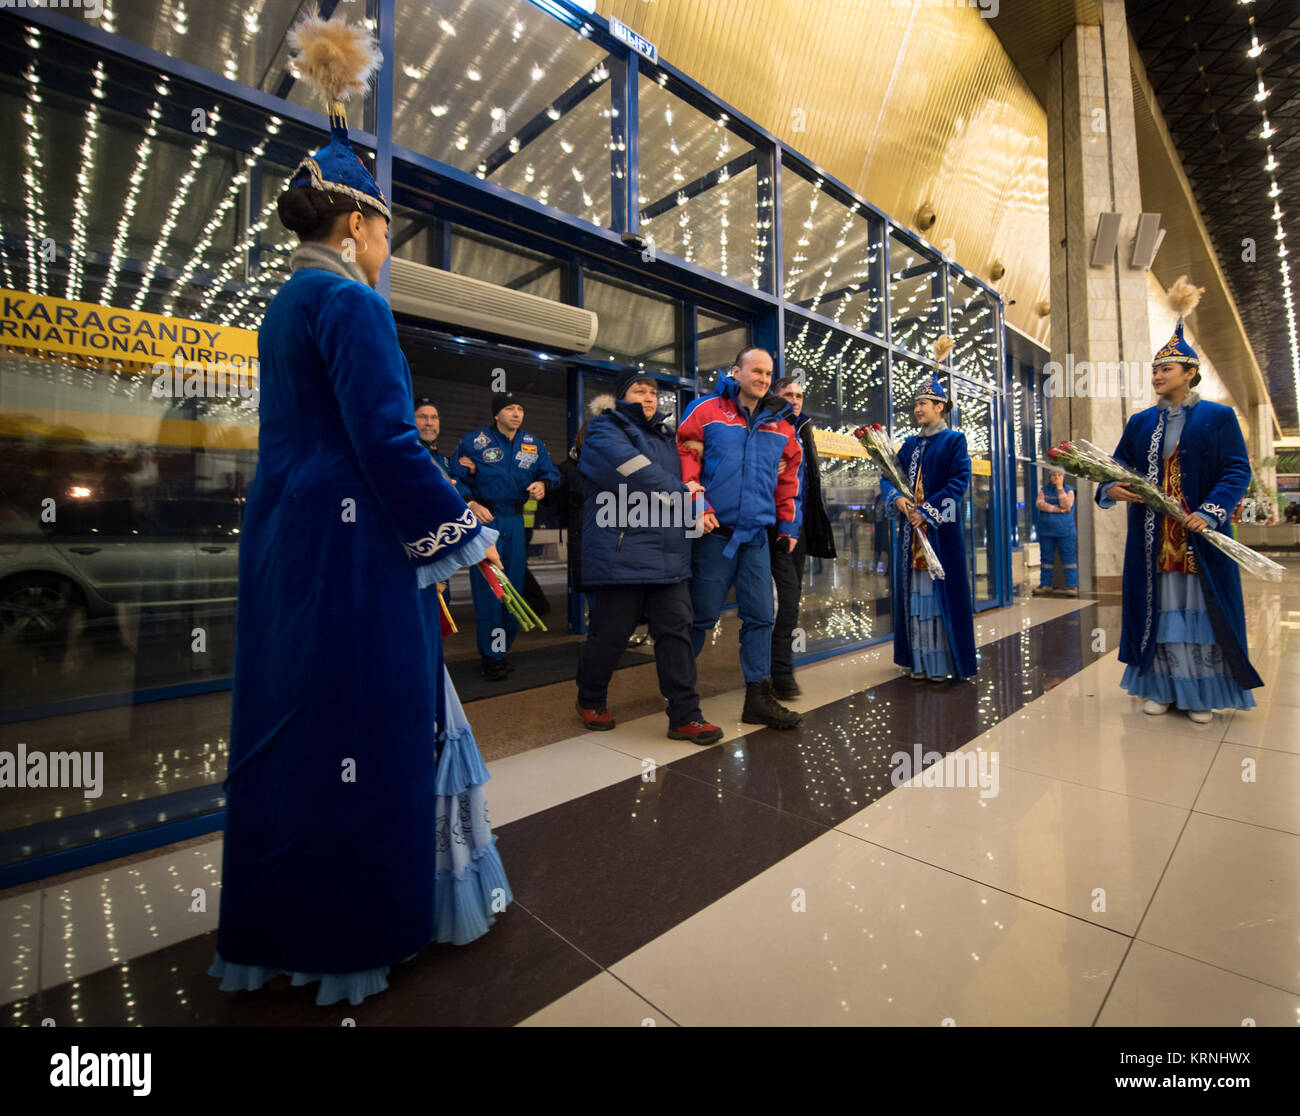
[
  {"xmin": 209, "ymin": 665, "xmax": 512, "ymax": 1006},
  {"xmin": 908, "ymin": 573, "xmax": 955, "ymax": 678},
  {"xmin": 1121, "ymin": 572, "xmax": 1257, "ymax": 712}
]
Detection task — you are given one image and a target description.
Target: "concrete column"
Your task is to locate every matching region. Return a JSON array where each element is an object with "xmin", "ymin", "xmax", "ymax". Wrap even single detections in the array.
[
  {"xmin": 1045, "ymin": 0, "xmax": 1152, "ymax": 590},
  {"xmin": 1253, "ymin": 403, "xmax": 1277, "ymax": 521}
]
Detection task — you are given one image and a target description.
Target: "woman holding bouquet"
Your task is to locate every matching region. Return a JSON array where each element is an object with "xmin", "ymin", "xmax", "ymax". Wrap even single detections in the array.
[
  {"xmin": 1097, "ymin": 277, "xmax": 1263, "ymax": 722},
  {"xmin": 879, "ymin": 337, "xmax": 978, "ymax": 682}
]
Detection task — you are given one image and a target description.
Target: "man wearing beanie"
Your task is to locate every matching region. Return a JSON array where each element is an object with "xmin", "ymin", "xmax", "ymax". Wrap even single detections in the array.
[{"xmin": 451, "ymin": 392, "xmax": 561, "ymax": 680}]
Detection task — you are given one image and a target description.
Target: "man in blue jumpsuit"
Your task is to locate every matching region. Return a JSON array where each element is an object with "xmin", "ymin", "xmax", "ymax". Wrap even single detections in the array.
[
  {"xmin": 451, "ymin": 392, "xmax": 561, "ymax": 680},
  {"xmin": 1033, "ymin": 464, "xmax": 1078, "ymax": 596}
]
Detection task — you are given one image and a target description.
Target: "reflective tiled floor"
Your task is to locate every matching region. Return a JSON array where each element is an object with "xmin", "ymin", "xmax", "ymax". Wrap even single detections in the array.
[{"xmin": 3, "ymin": 569, "xmax": 1297, "ymax": 1027}]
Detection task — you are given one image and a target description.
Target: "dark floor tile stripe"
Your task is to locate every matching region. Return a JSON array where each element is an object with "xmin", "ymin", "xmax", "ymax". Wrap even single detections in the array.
[
  {"xmin": 18, "ymin": 904, "xmax": 600, "ymax": 1028},
  {"xmin": 8, "ymin": 603, "xmax": 1117, "ymax": 1027}
]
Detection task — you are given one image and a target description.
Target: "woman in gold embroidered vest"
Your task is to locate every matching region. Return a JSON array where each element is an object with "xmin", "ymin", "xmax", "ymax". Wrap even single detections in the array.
[{"xmin": 1097, "ymin": 277, "xmax": 1264, "ymax": 724}]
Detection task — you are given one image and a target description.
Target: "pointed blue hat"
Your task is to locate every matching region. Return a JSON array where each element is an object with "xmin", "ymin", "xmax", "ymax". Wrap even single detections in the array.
[
  {"xmin": 914, "ymin": 372, "xmax": 948, "ymax": 404},
  {"xmin": 914, "ymin": 334, "xmax": 954, "ymax": 403},
  {"xmin": 1153, "ymin": 276, "xmax": 1204, "ymax": 368},
  {"xmin": 1152, "ymin": 317, "xmax": 1199, "ymax": 367},
  {"xmin": 290, "ymin": 111, "xmax": 391, "ymax": 221},
  {"xmin": 286, "ymin": 10, "xmax": 390, "ymax": 221}
]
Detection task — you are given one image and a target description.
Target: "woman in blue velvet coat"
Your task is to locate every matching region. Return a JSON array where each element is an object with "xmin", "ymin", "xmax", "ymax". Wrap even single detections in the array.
[
  {"xmin": 210, "ymin": 16, "xmax": 510, "ymax": 1006},
  {"xmin": 879, "ymin": 360, "xmax": 978, "ymax": 682},
  {"xmin": 1097, "ymin": 294, "xmax": 1262, "ymax": 723}
]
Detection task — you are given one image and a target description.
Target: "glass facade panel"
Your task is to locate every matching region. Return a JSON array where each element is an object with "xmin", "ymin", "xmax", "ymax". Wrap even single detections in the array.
[
  {"xmin": 949, "ymin": 273, "xmax": 998, "ymax": 384},
  {"xmin": 449, "ymin": 224, "xmax": 564, "ymax": 301},
  {"xmin": 0, "ymin": 48, "xmax": 296, "ymax": 863},
  {"xmin": 953, "ymin": 380, "xmax": 998, "ymax": 607},
  {"xmin": 1010, "ymin": 369, "xmax": 1031, "ymax": 546},
  {"xmin": 85, "ymin": 0, "xmax": 328, "ymax": 115},
  {"xmin": 696, "ymin": 308, "xmax": 748, "ymax": 378},
  {"xmin": 0, "ymin": 56, "xmax": 303, "ymax": 326},
  {"xmin": 784, "ymin": 312, "xmax": 892, "ymax": 648},
  {"xmin": 888, "ymin": 232, "xmax": 944, "ymax": 357},
  {"xmin": 394, "ymin": 0, "xmax": 613, "ymax": 228},
  {"xmin": 584, "ymin": 273, "xmax": 682, "ymax": 373},
  {"xmin": 889, "ymin": 354, "xmax": 944, "ymax": 438},
  {"xmin": 0, "ymin": 4, "xmax": 1013, "ymax": 878},
  {"xmin": 576, "ymin": 369, "xmax": 679, "ymax": 429},
  {"xmin": 637, "ymin": 74, "xmax": 764, "ymax": 289},
  {"xmin": 781, "ymin": 164, "xmax": 882, "ymax": 336}
]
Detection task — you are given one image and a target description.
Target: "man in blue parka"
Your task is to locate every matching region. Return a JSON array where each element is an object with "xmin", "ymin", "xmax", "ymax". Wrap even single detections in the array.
[
  {"xmin": 451, "ymin": 392, "xmax": 561, "ymax": 680},
  {"xmin": 574, "ymin": 369, "xmax": 723, "ymax": 744}
]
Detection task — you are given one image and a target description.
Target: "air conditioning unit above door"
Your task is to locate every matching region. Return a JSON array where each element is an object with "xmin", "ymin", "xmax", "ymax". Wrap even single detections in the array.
[{"xmin": 387, "ymin": 257, "xmax": 599, "ymax": 354}]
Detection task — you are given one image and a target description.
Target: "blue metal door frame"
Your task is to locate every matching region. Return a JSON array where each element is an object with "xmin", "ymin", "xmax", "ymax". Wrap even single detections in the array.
[{"xmin": 949, "ymin": 373, "xmax": 1010, "ymax": 613}]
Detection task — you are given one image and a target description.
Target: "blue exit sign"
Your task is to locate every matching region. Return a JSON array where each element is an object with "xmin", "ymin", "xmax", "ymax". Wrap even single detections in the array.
[{"xmin": 609, "ymin": 16, "xmax": 657, "ymax": 64}]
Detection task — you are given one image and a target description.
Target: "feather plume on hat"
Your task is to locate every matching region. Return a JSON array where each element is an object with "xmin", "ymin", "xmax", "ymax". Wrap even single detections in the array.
[
  {"xmin": 1152, "ymin": 276, "xmax": 1204, "ymax": 368},
  {"xmin": 283, "ymin": 7, "xmax": 390, "ymax": 220},
  {"xmin": 289, "ymin": 9, "xmax": 381, "ymax": 108},
  {"xmin": 932, "ymin": 334, "xmax": 955, "ymax": 364},
  {"xmin": 1166, "ymin": 275, "xmax": 1204, "ymax": 317}
]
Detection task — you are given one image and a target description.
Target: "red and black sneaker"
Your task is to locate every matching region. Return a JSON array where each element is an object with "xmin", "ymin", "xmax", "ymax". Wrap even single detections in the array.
[
  {"xmin": 667, "ymin": 720, "xmax": 724, "ymax": 745},
  {"xmin": 575, "ymin": 700, "xmax": 615, "ymax": 731}
]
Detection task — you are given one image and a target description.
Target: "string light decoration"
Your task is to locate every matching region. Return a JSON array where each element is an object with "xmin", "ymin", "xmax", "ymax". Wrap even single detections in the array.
[
  {"xmin": 1238, "ymin": 3, "xmax": 1297, "ymax": 422},
  {"xmin": 101, "ymin": 96, "xmax": 164, "ymax": 305},
  {"xmin": 0, "ymin": 212, "xmax": 13, "ymax": 291},
  {"xmin": 783, "ymin": 174, "xmax": 882, "ymax": 334},
  {"xmin": 131, "ymin": 111, "xmax": 217, "ymax": 312},
  {"xmin": 220, "ymin": 239, "xmax": 291, "ymax": 328},
  {"xmin": 64, "ymin": 62, "xmax": 106, "ymax": 301},
  {"xmin": 161, "ymin": 139, "xmax": 271, "ymax": 317},
  {"xmin": 21, "ymin": 35, "xmax": 49, "ymax": 296},
  {"xmin": 207, "ymin": 180, "xmax": 291, "ymax": 325},
  {"xmin": 949, "ymin": 276, "xmax": 996, "ymax": 385}
]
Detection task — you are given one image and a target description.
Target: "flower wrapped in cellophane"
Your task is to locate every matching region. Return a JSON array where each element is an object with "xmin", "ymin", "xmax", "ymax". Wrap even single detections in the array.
[
  {"xmin": 1047, "ymin": 439, "xmax": 1284, "ymax": 583},
  {"xmin": 854, "ymin": 422, "xmax": 945, "ymax": 580},
  {"xmin": 477, "ymin": 560, "xmax": 548, "ymax": 630}
]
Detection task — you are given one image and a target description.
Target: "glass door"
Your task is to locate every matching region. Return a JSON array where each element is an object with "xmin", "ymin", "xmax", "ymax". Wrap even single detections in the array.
[{"xmin": 952, "ymin": 377, "xmax": 1001, "ymax": 610}]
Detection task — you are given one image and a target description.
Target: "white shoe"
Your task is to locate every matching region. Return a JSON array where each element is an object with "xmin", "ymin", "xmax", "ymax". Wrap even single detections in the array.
[
  {"xmin": 1143, "ymin": 699, "xmax": 1170, "ymax": 716},
  {"xmin": 1187, "ymin": 709, "xmax": 1213, "ymax": 724}
]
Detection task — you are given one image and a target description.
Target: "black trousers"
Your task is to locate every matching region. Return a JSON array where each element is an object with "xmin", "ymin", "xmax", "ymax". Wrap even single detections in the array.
[
  {"xmin": 770, "ymin": 531, "xmax": 806, "ymax": 680},
  {"xmin": 576, "ymin": 581, "xmax": 702, "ymax": 725}
]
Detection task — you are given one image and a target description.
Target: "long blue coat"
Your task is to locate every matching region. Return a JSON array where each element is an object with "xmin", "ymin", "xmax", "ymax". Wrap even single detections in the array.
[
  {"xmin": 579, "ymin": 397, "xmax": 693, "ymax": 586},
  {"xmin": 880, "ymin": 426, "xmax": 978, "ymax": 679},
  {"xmin": 1097, "ymin": 399, "xmax": 1262, "ymax": 690},
  {"xmin": 219, "ymin": 266, "xmax": 486, "ymax": 973}
]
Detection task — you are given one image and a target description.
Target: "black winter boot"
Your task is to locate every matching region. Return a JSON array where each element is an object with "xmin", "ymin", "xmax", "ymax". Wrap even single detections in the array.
[
  {"xmin": 742, "ymin": 679, "xmax": 801, "ymax": 729},
  {"xmin": 771, "ymin": 674, "xmax": 802, "ymax": 700}
]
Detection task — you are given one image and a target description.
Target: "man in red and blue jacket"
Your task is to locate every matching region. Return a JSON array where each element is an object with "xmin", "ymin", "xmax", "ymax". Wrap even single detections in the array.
[{"xmin": 678, "ymin": 346, "xmax": 804, "ymax": 729}]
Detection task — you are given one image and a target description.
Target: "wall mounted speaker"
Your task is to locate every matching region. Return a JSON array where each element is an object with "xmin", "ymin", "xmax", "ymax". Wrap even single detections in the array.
[{"xmin": 1090, "ymin": 212, "xmax": 1122, "ymax": 267}]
